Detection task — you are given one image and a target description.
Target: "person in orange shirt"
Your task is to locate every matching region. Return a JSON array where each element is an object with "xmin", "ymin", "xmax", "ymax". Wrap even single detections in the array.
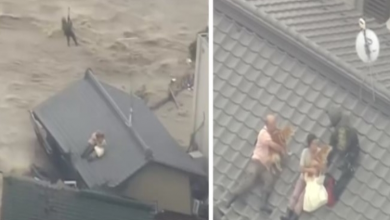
[{"xmin": 216, "ymin": 114, "xmax": 285, "ymax": 215}]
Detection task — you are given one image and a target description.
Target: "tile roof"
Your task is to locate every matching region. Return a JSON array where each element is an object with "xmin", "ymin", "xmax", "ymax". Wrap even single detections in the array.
[
  {"xmin": 232, "ymin": 0, "xmax": 390, "ymax": 90},
  {"xmin": 1, "ymin": 175, "xmax": 156, "ymax": 220},
  {"xmin": 33, "ymin": 69, "xmax": 205, "ymax": 188},
  {"xmin": 214, "ymin": 1, "xmax": 390, "ymax": 220}
]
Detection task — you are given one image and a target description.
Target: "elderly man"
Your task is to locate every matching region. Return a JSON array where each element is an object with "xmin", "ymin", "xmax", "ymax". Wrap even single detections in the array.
[{"xmin": 215, "ymin": 115, "xmax": 285, "ymax": 216}]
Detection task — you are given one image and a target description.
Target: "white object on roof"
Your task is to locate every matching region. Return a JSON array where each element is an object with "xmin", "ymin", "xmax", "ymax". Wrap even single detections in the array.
[
  {"xmin": 355, "ymin": 18, "xmax": 380, "ymax": 102},
  {"xmin": 94, "ymin": 146, "xmax": 105, "ymax": 157},
  {"xmin": 355, "ymin": 29, "xmax": 380, "ymax": 63},
  {"xmin": 189, "ymin": 150, "xmax": 204, "ymax": 159},
  {"xmin": 64, "ymin": 180, "xmax": 77, "ymax": 188}
]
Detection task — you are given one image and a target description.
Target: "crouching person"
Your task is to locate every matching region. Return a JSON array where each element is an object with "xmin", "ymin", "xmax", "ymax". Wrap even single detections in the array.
[
  {"xmin": 215, "ymin": 115, "xmax": 285, "ymax": 216},
  {"xmin": 81, "ymin": 131, "xmax": 107, "ymax": 161},
  {"xmin": 280, "ymin": 134, "xmax": 320, "ymax": 220},
  {"xmin": 326, "ymin": 107, "xmax": 360, "ymax": 201}
]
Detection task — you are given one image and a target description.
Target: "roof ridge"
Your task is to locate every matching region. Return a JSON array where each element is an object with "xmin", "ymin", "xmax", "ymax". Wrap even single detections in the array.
[
  {"xmin": 218, "ymin": 0, "xmax": 390, "ymax": 116},
  {"xmin": 84, "ymin": 69, "xmax": 154, "ymax": 160}
]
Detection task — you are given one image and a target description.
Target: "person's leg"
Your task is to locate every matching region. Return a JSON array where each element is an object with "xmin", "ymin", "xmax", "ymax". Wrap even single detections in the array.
[
  {"xmin": 81, "ymin": 145, "xmax": 94, "ymax": 158},
  {"xmin": 259, "ymin": 166, "xmax": 276, "ymax": 214},
  {"xmin": 293, "ymin": 186, "xmax": 306, "ymax": 216},
  {"xmin": 225, "ymin": 160, "xmax": 259, "ymax": 206},
  {"xmin": 340, "ymin": 147, "xmax": 359, "ymax": 172},
  {"xmin": 70, "ymin": 32, "xmax": 78, "ymax": 46},
  {"xmin": 280, "ymin": 176, "xmax": 306, "ymax": 220},
  {"xmin": 87, "ymin": 151, "xmax": 97, "ymax": 162},
  {"xmin": 66, "ymin": 35, "xmax": 70, "ymax": 47},
  {"xmin": 334, "ymin": 168, "xmax": 355, "ymax": 201}
]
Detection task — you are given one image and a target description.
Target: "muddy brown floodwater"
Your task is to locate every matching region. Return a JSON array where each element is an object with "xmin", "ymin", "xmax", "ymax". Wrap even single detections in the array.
[{"xmin": 0, "ymin": 0, "xmax": 207, "ymax": 180}]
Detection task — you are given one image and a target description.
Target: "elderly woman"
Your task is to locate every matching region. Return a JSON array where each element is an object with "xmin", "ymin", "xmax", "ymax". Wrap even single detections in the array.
[{"xmin": 280, "ymin": 134, "xmax": 320, "ymax": 220}]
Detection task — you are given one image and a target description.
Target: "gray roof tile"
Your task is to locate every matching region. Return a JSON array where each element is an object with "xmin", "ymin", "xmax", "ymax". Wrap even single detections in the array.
[
  {"xmin": 214, "ymin": 2, "xmax": 390, "ymax": 220},
  {"xmin": 235, "ymin": 0, "xmax": 390, "ymax": 90}
]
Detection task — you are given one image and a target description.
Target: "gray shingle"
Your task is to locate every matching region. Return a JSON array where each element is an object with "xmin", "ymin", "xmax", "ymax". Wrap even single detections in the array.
[
  {"xmin": 234, "ymin": 0, "xmax": 390, "ymax": 90},
  {"xmin": 214, "ymin": 4, "xmax": 390, "ymax": 220}
]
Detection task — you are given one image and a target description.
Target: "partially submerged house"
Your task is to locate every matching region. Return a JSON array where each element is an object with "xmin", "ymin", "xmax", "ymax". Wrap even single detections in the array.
[
  {"xmin": 30, "ymin": 69, "xmax": 207, "ymax": 218},
  {"xmin": 1, "ymin": 175, "xmax": 155, "ymax": 220},
  {"xmin": 214, "ymin": 0, "xmax": 390, "ymax": 220}
]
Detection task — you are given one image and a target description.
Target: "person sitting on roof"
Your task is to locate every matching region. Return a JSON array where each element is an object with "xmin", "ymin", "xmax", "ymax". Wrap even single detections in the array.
[
  {"xmin": 215, "ymin": 114, "xmax": 285, "ymax": 215},
  {"xmin": 301, "ymin": 142, "xmax": 331, "ymax": 213},
  {"xmin": 280, "ymin": 134, "xmax": 320, "ymax": 220},
  {"xmin": 325, "ymin": 107, "xmax": 360, "ymax": 201},
  {"xmin": 81, "ymin": 131, "xmax": 106, "ymax": 161}
]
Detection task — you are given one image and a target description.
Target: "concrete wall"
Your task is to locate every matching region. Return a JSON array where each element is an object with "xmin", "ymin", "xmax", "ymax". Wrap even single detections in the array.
[
  {"xmin": 124, "ymin": 164, "xmax": 192, "ymax": 215},
  {"xmin": 192, "ymin": 34, "xmax": 209, "ymax": 158}
]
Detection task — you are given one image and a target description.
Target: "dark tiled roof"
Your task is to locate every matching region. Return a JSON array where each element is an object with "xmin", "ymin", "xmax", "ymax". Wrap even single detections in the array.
[
  {"xmin": 233, "ymin": 0, "xmax": 390, "ymax": 90},
  {"xmin": 1, "ymin": 175, "xmax": 156, "ymax": 220},
  {"xmin": 214, "ymin": 1, "xmax": 390, "ymax": 220},
  {"xmin": 33, "ymin": 69, "xmax": 205, "ymax": 188}
]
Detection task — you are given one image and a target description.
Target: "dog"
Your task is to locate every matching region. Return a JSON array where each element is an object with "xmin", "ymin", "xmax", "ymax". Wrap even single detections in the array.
[
  {"xmin": 304, "ymin": 144, "xmax": 332, "ymax": 180},
  {"xmin": 62, "ymin": 7, "xmax": 78, "ymax": 47},
  {"xmin": 269, "ymin": 125, "xmax": 294, "ymax": 174}
]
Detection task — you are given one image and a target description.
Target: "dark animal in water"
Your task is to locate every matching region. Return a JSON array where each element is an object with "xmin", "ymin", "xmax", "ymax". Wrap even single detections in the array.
[
  {"xmin": 62, "ymin": 7, "xmax": 78, "ymax": 47},
  {"xmin": 188, "ymin": 26, "xmax": 208, "ymax": 64}
]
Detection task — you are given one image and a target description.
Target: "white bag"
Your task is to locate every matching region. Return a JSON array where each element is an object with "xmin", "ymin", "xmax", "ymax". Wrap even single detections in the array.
[{"xmin": 303, "ymin": 175, "xmax": 328, "ymax": 212}]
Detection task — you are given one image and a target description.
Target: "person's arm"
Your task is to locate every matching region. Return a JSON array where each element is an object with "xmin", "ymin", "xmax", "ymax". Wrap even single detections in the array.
[
  {"xmin": 96, "ymin": 139, "xmax": 107, "ymax": 148},
  {"xmin": 267, "ymin": 140, "xmax": 285, "ymax": 154},
  {"xmin": 302, "ymin": 167, "xmax": 317, "ymax": 175},
  {"xmin": 88, "ymin": 132, "xmax": 97, "ymax": 146},
  {"xmin": 258, "ymin": 129, "xmax": 285, "ymax": 154},
  {"xmin": 299, "ymin": 150, "xmax": 316, "ymax": 174}
]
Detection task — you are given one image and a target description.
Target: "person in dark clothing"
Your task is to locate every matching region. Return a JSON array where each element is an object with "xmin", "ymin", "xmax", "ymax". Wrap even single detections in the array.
[
  {"xmin": 326, "ymin": 107, "xmax": 360, "ymax": 200},
  {"xmin": 62, "ymin": 7, "xmax": 79, "ymax": 47}
]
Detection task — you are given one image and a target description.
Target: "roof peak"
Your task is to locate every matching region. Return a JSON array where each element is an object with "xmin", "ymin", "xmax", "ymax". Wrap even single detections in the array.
[{"xmin": 84, "ymin": 69, "xmax": 153, "ymax": 160}]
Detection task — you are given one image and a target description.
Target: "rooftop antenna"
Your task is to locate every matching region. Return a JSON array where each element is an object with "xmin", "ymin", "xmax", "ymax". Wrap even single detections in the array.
[{"xmin": 355, "ymin": 18, "xmax": 380, "ymax": 102}]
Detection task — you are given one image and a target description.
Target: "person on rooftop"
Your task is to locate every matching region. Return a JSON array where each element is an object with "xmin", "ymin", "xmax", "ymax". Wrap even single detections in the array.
[
  {"xmin": 280, "ymin": 134, "xmax": 320, "ymax": 220},
  {"xmin": 215, "ymin": 114, "xmax": 285, "ymax": 215},
  {"xmin": 325, "ymin": 107, "xmax": 360, "ymax": 201},
  {"xmin": 81, "ymin": 131, "xmax": 107, "ymax": 160}
]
